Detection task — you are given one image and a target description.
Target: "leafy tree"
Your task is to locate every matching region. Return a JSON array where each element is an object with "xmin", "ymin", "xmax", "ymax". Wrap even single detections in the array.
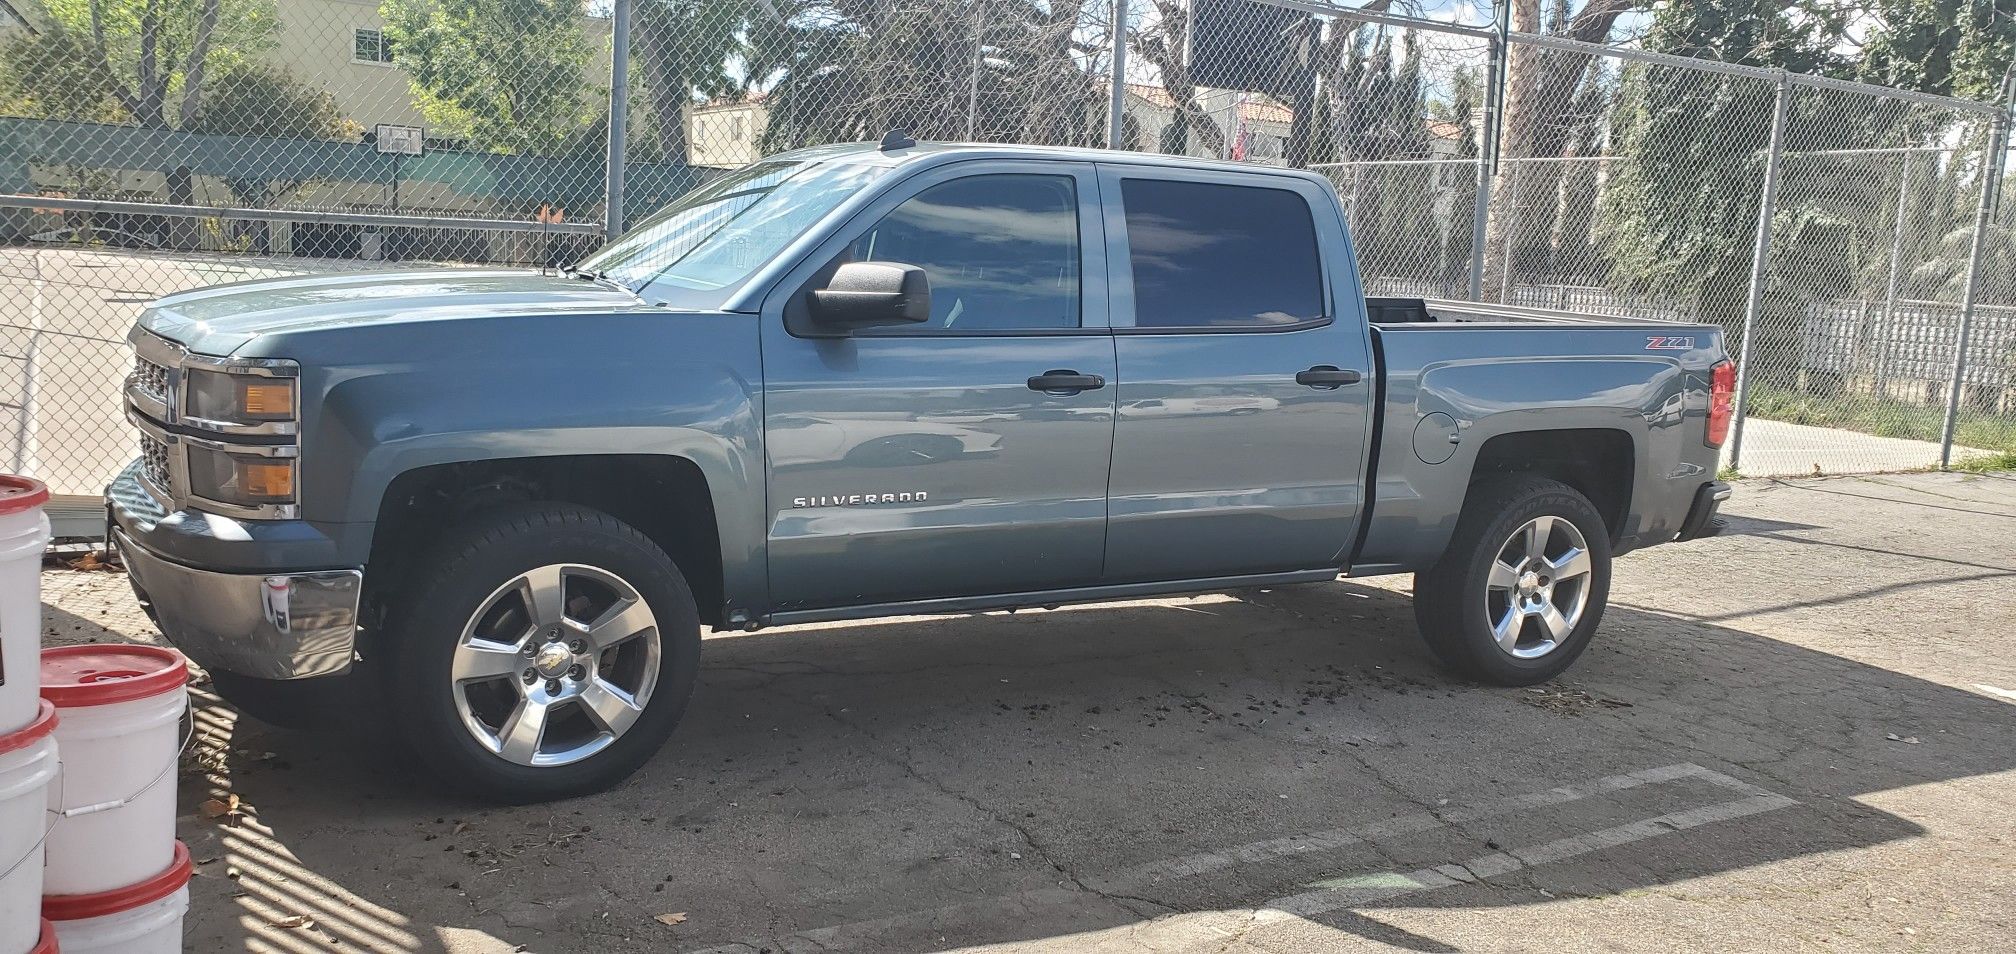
[
  {"xmin": 634, "ymin": 0, "xmax": 747, "ymax": 163},
  {"xmin": 0, "ymin": 0, "xmax": 278, "ymax": 238},
  {"xmin": 1480, "ymin": 0, "xmax": 1640, "ymax": 296},
  {"xmin": 0, "ymin": 24, "xmax": 127, "ymax": 122},
  {"xmin": 382, "ymin": 0, "xmax": 596, "ymax": 156},
  {"xmin": 1595, "ymin": 0, "xmax": 1837, "ymax": 327},
  {"xmin": 1857, "ymin": 0, "xmax": 2016, "ymax": 101},
  {"xmin": 186, "ymin": 63, "xmax": 360, "ymax": 205},
  {"xmin": 752, "ymin": 0, "xmax": 1105, "ymax": 152},
  {"xmin": 26, "ymin": 0, "xmax": 279, "ymax": 128},
  {"xmin": 1127, "ymin": 0, "xmax": 1227, "ymax": 157},
  {"xmin": 0, "ymin": 0, "xmax": 278, "ymax": 126}
]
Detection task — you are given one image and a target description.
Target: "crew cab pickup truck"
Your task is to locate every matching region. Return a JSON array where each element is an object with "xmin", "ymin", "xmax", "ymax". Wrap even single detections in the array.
[{"xmin": 110, "ymin": 141, "xmax": 1733, "ymax": 802}]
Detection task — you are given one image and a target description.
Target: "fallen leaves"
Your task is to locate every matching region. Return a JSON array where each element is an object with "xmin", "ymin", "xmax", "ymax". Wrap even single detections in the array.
[
  {"xmin": 201, "ymin": 793, "xmax": 239, "ymax": 817},
  {"xmin": 51, "ymin": 549, "xmax": 123, "ymax": 572},
  {"xmin": 1518, "ymin": 686, "xmax": 1632, "ymax": 715},
  {"xmin": 653, "ymin": 913, "xmax": 689, "ymax": 927}
]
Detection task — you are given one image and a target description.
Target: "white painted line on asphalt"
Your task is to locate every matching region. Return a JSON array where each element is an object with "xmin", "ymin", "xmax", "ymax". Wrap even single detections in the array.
[
  {"xmin": 685, "ymin": 764, "xmax": 1793, "ymax": 954},
  {"xmin": 1975, "ymin": 684, "xmax": 2016, "ymax": 702},
  {"xmin": 1255, "ymin": 782, "xmax": 1797, "ymax": 924}
]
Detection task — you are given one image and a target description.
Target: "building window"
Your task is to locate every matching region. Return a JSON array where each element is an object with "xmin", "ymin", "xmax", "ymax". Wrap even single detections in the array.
[{"xmin": 354, "ymin": 28, "xmax": 395, "ymax": 64}]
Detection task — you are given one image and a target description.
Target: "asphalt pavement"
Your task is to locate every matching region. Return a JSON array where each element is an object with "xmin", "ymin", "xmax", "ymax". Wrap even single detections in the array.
[{"xmin": 39, "ymin": 471, "xmax": 2016, "ymax": 952}]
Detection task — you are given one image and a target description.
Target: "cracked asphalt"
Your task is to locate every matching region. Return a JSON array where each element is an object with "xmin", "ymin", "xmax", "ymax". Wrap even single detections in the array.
[{"xmin": 38, "ymin": 471, "xmax": 2016, "ymax": 952}]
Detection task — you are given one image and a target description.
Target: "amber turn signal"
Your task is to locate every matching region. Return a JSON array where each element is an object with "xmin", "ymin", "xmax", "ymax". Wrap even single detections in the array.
[
  {"xmin": 240, "ymin": 380, "xmax": 295, "ymax": 419},
  {"xmin": 237, "ymin": 459, "xmax": 295, "ymax": 499}
]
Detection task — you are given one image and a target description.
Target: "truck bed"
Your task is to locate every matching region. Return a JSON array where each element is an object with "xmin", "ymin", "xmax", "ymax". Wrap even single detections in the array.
[
  {"xmin": 1353, "ymin": 300, "xmax": 1726, "ymax": 573},
  {"xmin": 1367, "ymin": 296, "xmax": 1667, "ymax": 327}
]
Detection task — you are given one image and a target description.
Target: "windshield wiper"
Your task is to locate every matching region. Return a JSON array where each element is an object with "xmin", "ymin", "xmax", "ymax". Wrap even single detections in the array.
[{"xmin": 562, "ymin": 266, "xmax": 634, "ymax": 294}]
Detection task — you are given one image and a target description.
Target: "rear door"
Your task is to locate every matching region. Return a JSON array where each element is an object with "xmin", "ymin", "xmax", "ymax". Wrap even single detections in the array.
[
  {"xmin": 1098, "ymin": 164, "xmax": 1375, "ymax": 583},
  {"xmin": 760, "ymin": 160, "xmax": 1117, "ymax": 611}
]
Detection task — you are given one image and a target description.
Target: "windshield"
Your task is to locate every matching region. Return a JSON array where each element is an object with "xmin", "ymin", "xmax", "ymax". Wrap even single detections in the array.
[{"xmin": 579, "ymin": 156, "xmax": 888, "ymax": 298}]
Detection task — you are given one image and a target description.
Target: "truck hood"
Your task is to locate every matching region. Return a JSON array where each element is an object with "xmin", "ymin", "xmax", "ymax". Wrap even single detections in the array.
[{"xmin": 137, "ymin": 268, "xmax": 649, "ymax": 355}]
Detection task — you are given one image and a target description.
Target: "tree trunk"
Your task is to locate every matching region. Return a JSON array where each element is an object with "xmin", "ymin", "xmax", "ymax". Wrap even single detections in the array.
[
  {"xmin": 175, "ymin": 0, "xmax": 223, "ymax": 128},
  {"xmin": 1480, "ymin": 0, "xmax": 1638, "ymax": 300},
  {"xmin": 86, "ymin": 0, "xmax": 141, "ymax": 118},
  {"xmin": 636, "ymin": 13, "xmax": 690, "ymax": 164},
  {"xmin": 1480, "ymin": 0, "xmax": 1541, "ymax": 301},
  {"xmin": 1132, "ymin": 0, "xmax": 1226, "ymax": 159}
]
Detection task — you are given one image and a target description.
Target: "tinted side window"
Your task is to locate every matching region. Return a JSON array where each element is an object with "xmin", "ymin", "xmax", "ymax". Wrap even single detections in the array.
[
  {"xmin": 843, "ymin": 174, "xmax": 1080, "ymax": 331},
  {"xmin": 1120, "ymin": 179, "xmax": 1324, "ymax": 329}
]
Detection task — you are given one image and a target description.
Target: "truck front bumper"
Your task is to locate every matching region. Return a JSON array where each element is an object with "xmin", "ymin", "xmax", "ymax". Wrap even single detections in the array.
[
  {"xmin": 1675, "ymin": 481, "xmax": 1732, "ymax": 541},
  {"xmin": 113, "ymin": 528, "xmax": 361, "ymax": 680}
]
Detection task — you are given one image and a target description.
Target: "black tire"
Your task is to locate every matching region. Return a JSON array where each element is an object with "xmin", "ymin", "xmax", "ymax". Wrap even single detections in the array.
[
  {"xmin": 206, "ymin": 670, "xmax": 358, "ymax": 731},
  {"xmin": 1413, "ymin": 475, "xmax": 1613, "ymax": 686},
  {"xmin": 382, "ymin": 503, "xmax": 701, "ymax": 803}
]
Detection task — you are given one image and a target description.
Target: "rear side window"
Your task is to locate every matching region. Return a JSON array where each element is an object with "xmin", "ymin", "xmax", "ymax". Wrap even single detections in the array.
[{"xmin": 1120, "ymin": 179, "xmax": 1325, "ymax": 329}]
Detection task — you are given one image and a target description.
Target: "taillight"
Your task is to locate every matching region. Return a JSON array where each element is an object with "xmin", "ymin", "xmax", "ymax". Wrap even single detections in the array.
[{"xmin": 1706, "ymin": 360, "xmax": 1736, "ymax": 447}]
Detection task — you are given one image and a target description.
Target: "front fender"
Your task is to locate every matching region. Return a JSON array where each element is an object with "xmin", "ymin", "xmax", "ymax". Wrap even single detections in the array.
[{"xmin": 264, "ymin": 311, "xmax": 766, "ymax": 602}]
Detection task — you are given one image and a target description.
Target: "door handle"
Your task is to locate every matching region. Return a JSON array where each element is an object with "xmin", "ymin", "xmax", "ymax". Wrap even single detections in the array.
[
  {"xmin": 1028, "ymin": 370, "xmax": 1106, "ymax": 394},
  {"xmin": 1296, "ymin": 366, "xmax": 1363, "ymax": 389}
]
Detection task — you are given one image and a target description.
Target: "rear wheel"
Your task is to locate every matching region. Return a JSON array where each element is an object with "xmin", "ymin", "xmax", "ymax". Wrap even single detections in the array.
[
  {"xmin": 383, "ymin": 503, "xmax": 700, "ymax": 803},
  {"xmin": 1413, "ymin": 476, "xmax": 1612, "ymax": 685}
]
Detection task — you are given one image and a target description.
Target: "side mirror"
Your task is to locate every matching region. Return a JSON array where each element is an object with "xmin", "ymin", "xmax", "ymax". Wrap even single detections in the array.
[{"xmin": 808, "ymin": 262, "xmax": 931, "ymax": 330}]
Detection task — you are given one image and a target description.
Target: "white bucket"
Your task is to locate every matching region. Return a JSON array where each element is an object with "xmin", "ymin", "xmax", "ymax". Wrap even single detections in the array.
[
  {"xmin": 44, "ymin": 840, "xmax": 191, "ymax": 954},
  {"xmin": 40, "ymin": 645, "xmax": 187, "ymax": 896},
  {"xmin": 0, "ymin": 475, "xmax": 51, "ymax": 736},
  {"xmin": 0, "ymin": 702, "xmax": 59, "ymax": 954}
]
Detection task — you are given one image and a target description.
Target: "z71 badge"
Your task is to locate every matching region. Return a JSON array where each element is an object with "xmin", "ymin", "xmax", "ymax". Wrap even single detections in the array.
[{"xmin": 1645, "ymin": 336, "xmax": 1696, "ymax": 351}]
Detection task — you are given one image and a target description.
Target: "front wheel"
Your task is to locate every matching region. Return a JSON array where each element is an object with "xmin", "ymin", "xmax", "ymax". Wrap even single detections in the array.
[
  {"xmin": 383, "ymin": 503, "xmax": 701, "ymax": 803},
  {"xmin": 1413, "ymin": 475, "xmax": 1613, "ymax": 686}
]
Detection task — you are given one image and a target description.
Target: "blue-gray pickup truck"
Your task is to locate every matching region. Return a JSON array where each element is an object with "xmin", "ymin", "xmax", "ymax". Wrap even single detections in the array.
[{"xmin": 109, "ymin": 141, "xmax": 1733, "ymax": 802}]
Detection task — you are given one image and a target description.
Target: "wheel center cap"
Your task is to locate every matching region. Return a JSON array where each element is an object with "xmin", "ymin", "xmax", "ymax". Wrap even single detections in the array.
[
  {"xmin": 533, "ymin": 642, "xmax": 573, "ymax": 678},
  {"xmin": 1517, "ymin": 570, "xmax": 1542, "ymax": 594}
]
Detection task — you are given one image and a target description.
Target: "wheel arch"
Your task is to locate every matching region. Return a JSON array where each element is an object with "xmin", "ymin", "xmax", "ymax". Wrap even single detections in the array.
[
  {"xmin": 363, "ymin": 455, "xmax": 732, "ymax": 634},
  {"xmin": 1464, "ymin": 428, "xmax": 1636, "ymax": 543}
]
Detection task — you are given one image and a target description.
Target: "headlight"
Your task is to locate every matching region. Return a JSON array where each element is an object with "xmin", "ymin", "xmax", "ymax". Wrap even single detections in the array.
[
  {"xmin": 187, "ymin": 446, "xmax": 295, "ymax": 506},
  {"xmin": 184, "ymin": 369, "xmax": 296, "ymax": 426}
]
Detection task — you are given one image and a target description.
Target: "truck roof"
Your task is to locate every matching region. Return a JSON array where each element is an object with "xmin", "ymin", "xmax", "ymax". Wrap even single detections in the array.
[{"xmin": 783, "ymin": 139, "xmax": 1337, "ymax": 187}]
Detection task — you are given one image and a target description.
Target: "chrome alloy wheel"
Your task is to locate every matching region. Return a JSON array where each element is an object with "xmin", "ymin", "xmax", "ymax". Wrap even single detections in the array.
[
  {"xmin": 1483, "ymin": 515, "xmax": 1594, "ymax": 660},
  {"xmin": 450, "ymin": 564, "xmax": 661, "ymax": 767}
]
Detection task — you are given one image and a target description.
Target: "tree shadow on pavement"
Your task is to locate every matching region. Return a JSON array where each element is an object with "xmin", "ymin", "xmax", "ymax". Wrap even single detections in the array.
[{"xmin": 187, "ymin": 580, "xmax": 2016, "ymax": 952}]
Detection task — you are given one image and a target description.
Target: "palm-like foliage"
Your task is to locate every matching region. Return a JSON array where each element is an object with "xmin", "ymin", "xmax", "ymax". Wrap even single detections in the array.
[{"xmin": 750, "ymin": 0, "xmax": 1107, "ymax": 152}]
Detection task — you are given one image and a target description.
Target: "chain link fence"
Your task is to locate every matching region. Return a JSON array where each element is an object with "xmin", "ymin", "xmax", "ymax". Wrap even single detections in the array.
[{"xmin": 0, "ymin": 0, "xmax": 2011, "ymax": 528}]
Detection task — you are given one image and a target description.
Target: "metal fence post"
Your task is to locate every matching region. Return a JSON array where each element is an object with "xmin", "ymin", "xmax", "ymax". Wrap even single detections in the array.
[
  {"xmin": 1107, "ymin": 0, "xmax": 1128, "ymax": 149},
  {"xmin": 1876, "ymin": 150, "xmax": 1915, "ymax": 400},
  {"xmin": 604, "ymin": 0, "xmax": 633, "ymax": 240},
  {"xmin": 1497, "ymin": 163, "xmax": 1518, "ymax": 304},
  {"xmin": 966, "ymin": 8, "xmax": 983, "ymax": 141},
  {"xmin": 1724, "ymin": 70, "xmax": 1792, "ymax": 473},
  {"xmin": 1939, "ymin": 103, "xmax": 2011, "ymax": 468},
  {"xmin": 1467, "ymin": 26, "xmax": 1507, "ymax": 299}
]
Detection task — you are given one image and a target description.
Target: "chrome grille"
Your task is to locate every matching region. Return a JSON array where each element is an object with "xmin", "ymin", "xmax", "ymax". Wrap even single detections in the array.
[
  {"xmin": 110, "ymin": 460, "xmax": 167, "ymax": 526},
  {"xmin": 139, "ymin": 433, "xmax": 171, "ymax": 490},
  {"xmin": 132, "ymin": 355, "xmax": 171, "ymax": 405}
]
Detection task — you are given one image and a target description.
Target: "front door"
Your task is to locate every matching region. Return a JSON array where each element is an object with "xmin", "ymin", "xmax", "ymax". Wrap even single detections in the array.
[
  {"xmin": 761, "ymin": 162, "xmax": 1116, "ymax": 611},
  {"xmin": 1098, "ymin": 165, "xmax": 1375, "ymax": 583}
]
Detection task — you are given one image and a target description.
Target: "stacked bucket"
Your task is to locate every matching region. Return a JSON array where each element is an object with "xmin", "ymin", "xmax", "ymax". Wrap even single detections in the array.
[{"xmin": 0, "ymin": 476, "xmax": 192, "ymax": 954}]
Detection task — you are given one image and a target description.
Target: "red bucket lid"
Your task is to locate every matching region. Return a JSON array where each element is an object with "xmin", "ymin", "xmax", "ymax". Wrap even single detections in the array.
[
  {"xmin": 0, "ymin": 475, "xmax": 47, "ymax": 516},
  {"xmin": 44, "ymin": 841, "xmax": 192, "ymax": 922},
  {"xmin": 0, "ymin": 701, "xmax": 58, "ymax": 756},
  {"xmin": 30, "ymin": 919, "xmax": 56, "ymax": 954},
  {"xmin": 41, "ymin": 645, "xmax": 188, "ymax": 708}
]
